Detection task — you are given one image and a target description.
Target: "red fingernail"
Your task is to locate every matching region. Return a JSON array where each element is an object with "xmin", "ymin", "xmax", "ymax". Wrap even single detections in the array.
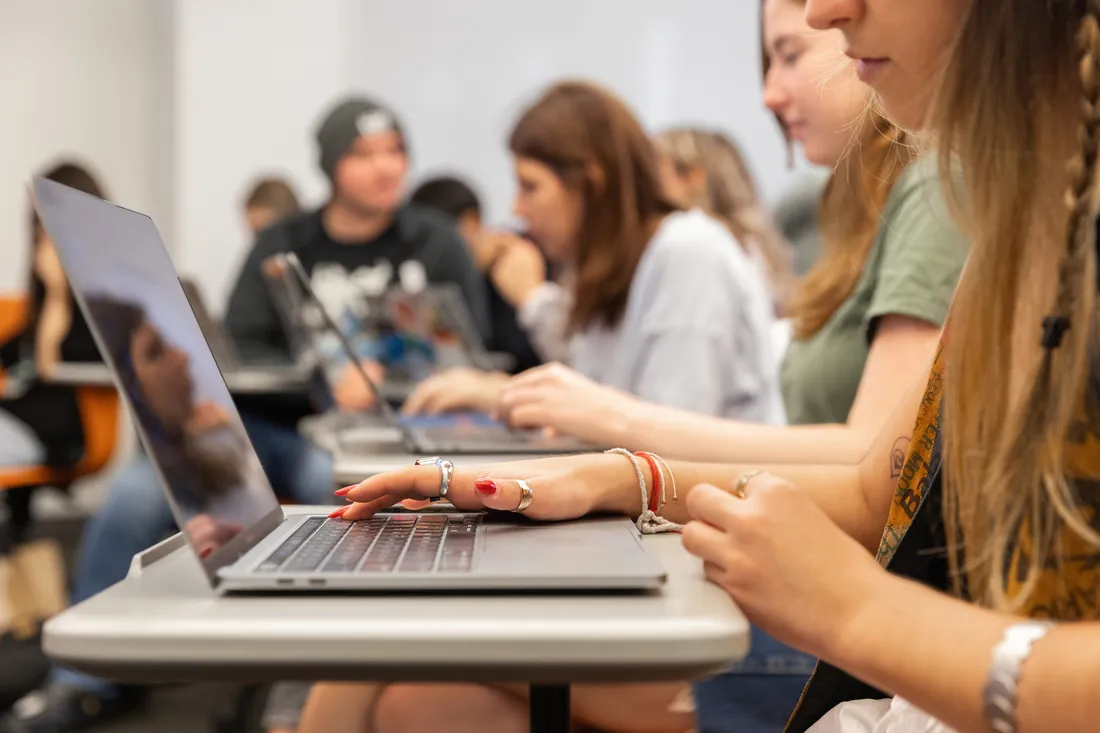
[
  {"xmin": 329, "ymin": 506, "xmax": 350, "ymax": 519},
  {"xmin": 334, "ymin": 485, "xmax": 356, "ymax": 496},
  {"xmin": 199, "ymin": 547, "xmax": 212, "ymax": 559},
  {"xmin": 475, "ymin": 478, "xmax": 498, "ymax": 497}
]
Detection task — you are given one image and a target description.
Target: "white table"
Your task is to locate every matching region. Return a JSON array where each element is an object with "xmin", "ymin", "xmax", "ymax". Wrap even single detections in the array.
[
  {"xmin": 43, "ymin": 506, "xmax": 749, "ymax": 733},
  {"xmin": 45, "ymin": 362, "xmax": 309, "ymax": 395},
  {"xmin": 221, "ymin": 366, "xmax": 310, "ymax": 394},
  {"xmin": 46, "ymin": 362, "xmax": 115, "ymax": 386}
]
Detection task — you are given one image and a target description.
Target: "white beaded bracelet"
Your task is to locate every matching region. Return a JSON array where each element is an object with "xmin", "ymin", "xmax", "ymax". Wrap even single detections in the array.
[{"xmin": 605, "ymin": 448, "xmax": 683, "ymax": 534}]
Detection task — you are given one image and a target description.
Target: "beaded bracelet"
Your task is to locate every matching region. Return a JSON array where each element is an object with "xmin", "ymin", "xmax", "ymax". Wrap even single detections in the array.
[{"xmin": 605, "ymin": 448, "xmax": 682, "ymax": 534}]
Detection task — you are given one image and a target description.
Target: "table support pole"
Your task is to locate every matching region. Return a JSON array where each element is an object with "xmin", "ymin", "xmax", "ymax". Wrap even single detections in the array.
[{"xmin": 530, "ymin": 684, "xmax": 570, "ymax": 733}]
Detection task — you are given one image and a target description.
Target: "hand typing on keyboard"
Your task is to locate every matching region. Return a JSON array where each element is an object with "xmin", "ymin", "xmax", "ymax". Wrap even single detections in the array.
[{"xmin": 337, "ymin": 453, "xmax": 641, "ymax": 523}]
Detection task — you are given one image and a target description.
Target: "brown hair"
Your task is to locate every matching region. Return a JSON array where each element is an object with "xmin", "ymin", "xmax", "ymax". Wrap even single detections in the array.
[
  {"xmin": 759, "ymin": 0, "xmax": 915, "ymax": 339},
  {"xmin": 658, "ymin": 128, "xmax": 795, "ymax": 314},
  {"xmin": 932, "ymin": 0, "xmax": 1100, "ymax": 612},
  {"xmin": 26, "ymin": 161, "xmax": 107, "ymax": 333},
  {"xmin": 508, "ymin": 81, "xmax": 679, "ymax": 331},
  {"xmin": 789, "ymin": 117, "xmax": 915, "ymax": 339},
  {"xmin": 244, "ymin": 178, "xmax": 301, "ymax": 220}
]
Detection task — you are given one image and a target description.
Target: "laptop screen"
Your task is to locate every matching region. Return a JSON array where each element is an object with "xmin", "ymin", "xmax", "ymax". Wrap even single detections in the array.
[{"xmin": 31, "ymin": 177, "xmax": 283, "ymax": 585}]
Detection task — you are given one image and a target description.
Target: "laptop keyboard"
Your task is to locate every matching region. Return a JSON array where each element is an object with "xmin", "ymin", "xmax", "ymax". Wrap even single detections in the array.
[{"xmin": 256, "ymin": 514, "xmax": 480, "ymax": 574}]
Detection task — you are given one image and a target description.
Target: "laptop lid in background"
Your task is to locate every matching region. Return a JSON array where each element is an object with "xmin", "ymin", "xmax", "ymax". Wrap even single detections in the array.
[
  {"xmin": 31, "ymin": 177, "xmax": 283, "ymax": 586},
  {"xmin": 279, "ymin": 253, "xmax": 413, "ymax": 434}
]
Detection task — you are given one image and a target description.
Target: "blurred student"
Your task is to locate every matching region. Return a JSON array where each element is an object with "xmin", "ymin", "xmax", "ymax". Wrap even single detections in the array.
[
  {"xmin": 410, "ymin": 176, "xmax": 543, "ymax": 373},
  {"xmin": 0, "ymin": 163, "xmax": 106, "ymax": 543},
  {"xmin": 243, "ymin": 177, "xmax": 301, "ymax": 234},
  {"xmin": 225, "ymin": 96, "xmax": 491, "ymax": 416},
  {"xmin": 657, "ymin": 128, "xmax": 795, "ymax": 315},
  {"xmin": 403, "ymin": 80, "xmax": 783, "ymax": 427}
]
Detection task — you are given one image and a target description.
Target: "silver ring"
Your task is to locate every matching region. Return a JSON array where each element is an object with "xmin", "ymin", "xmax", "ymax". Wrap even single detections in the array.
[
  {"xmin": 731, "ymin": 470, "xmax": 761, "ymax": 499},
  {"xmin": 414, "ymin": 457, "xmax": 453, "ymax": 502},
  {"xmin": 515, "ymin": 479, "xmax": 534, "ymax": 513}
]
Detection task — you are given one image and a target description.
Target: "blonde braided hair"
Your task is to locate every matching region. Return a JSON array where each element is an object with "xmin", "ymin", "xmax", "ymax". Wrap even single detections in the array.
[{"xmin": 939, "ymin": 0, "xmax": 1100, "ymax": 612}]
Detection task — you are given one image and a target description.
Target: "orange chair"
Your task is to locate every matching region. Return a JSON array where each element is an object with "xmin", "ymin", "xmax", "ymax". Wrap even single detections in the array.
[{"xmin": 0, "ymin": 294, "xmax": 121, "ymax": 495}]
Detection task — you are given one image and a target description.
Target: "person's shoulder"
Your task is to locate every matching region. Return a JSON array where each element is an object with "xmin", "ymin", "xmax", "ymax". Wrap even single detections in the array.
[
  {"xmin": 648, "ymin": 209, "xmax": 748, "ymax": 271},
  {"xmin": 883, "ymin": 155, "xmax": 947, "ymax": 210},
  {"xmin": 252, "ymin": 208, "xmax": 323, "ymax": 257},
  {"xmin": 397, "ymin": 204, "xmax": 462, "ymax": 242}
]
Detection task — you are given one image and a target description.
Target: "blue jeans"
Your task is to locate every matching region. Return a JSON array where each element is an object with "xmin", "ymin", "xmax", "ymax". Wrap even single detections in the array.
[
  {"xmin": 51, "ymin": 414, "xmax": 335, "ymax": 695},
  {"xmin": 692, "ymin": 627, "xmax": 816, "ymax": 733}
]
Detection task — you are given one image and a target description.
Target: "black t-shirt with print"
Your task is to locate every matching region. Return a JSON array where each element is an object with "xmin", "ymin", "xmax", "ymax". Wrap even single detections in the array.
[{"xmin": 223, "ymin": 205, "xmax": 491, "ymax": 427}]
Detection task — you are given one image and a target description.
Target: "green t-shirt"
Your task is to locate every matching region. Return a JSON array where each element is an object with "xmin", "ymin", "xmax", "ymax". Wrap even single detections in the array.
[{"xmin": 780, "ymin": 158, "xmax": 968, "ymax": 426}]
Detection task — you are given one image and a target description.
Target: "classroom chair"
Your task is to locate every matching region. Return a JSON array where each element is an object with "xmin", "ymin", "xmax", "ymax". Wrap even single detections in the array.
[{"xmin": 0, "ymin": 294, "xmax": 122, "ymax": 636}]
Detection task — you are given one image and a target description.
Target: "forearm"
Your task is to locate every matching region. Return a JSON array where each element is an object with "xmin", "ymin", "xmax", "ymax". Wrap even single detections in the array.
[
  {"xmin": 596, "ymin": 458, "xmax": 880, "ymax": 550},
  {"xmin": 518, "ymin": 283, "xmax": 572, "ymax": 364},
  {"xmin": 35, "ymin": 291, "xmax": 72, "ymax": 375},
  {"xmin": 617, "ymin": 400, "xmax": 870, "ymax": 465},
  {"xmin": 829, "ymin": 572, "xmax": 1100, "ymax": 733}
]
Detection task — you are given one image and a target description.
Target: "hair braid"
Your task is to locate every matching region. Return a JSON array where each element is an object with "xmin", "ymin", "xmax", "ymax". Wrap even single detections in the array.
[{"xmin": 983, "ymin": 1, "xmax": 1100, "ymax": 609}]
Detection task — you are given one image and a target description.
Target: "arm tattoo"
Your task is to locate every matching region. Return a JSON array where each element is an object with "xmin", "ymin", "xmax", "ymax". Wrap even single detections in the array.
[{"xmin": 890, "ymin": 437, "xmax": 910, "ymax": 479}]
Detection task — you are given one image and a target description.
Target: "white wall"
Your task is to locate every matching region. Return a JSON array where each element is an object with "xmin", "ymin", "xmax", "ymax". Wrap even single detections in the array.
[
  {"xmin": 172, "ymin": 0, "xmax": 356, "ymax": 313},
  {"xmin": 4, "ymin": 0, "xmax": 802, "ymax": 309},
  {"xmin": 353, "ymin": 0, "xmax": 798, "ymax": 226},
  {"xmin": 0, "ymin": 0, "xmax": 172, "ymax": 294},
  {"xmin": 173, "ymin": 0, "xmax": 801, "ymax": 313}
]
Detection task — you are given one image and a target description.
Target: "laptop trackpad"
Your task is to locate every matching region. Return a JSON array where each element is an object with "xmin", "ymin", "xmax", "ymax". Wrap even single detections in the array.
[{"xmin": 477, "ymin": 516, "xmax": 647, "ymax": 576}]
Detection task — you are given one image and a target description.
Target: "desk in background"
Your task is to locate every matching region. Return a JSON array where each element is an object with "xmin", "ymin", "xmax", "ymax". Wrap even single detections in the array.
[
  {"xmin": 332, "ymin": 449, "xmax": 545, "ymax": 485},
  {"xmin": 46, "ymin": 362, "xmax": 115, "ymax": 386},
  {"xmin": 43, "ymin": 506, "xmax": 749, "ymax": 733},
  {"xmin": 47, "ymin": 362, "xmax": 310, "ymax": 395}
]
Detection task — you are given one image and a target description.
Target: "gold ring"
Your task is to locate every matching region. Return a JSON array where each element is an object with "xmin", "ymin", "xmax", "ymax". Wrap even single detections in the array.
[
  {"xmin": 515, "ymin": 479, "xmax": 534, "ymax": 513},
  {"xmin": 731, "ymin": 470, "xmax": 761, "ymax": 499}
]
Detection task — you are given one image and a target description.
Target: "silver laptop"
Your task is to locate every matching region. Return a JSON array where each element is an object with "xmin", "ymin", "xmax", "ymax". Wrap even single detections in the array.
[
  {"xmin": 31, "ymin": 176, "xmax": 664, "ymax": 593},
  {"xmin": 279, "ymin": 252, "xmax": 602, "ymax": 456}
]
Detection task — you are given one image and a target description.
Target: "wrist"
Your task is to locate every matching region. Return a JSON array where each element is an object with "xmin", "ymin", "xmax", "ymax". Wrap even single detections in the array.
[
  {"xmin": 820, "ymin": 558, "xmax": 898, "ymax": 664},
  {"xmin": 591, "ymin": 452, "xmax": 650, "ymax": 517}
]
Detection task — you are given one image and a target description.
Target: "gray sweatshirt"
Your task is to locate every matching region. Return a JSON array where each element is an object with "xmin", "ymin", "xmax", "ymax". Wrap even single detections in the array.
[{"xmin": 520, "ymin": 210, "xmax": 785, "ymax": 423}]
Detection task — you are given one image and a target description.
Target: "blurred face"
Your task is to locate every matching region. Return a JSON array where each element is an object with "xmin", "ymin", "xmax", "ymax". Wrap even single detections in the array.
[
  {"xmin": 245, "ymin": 205, "xmax": 278, "ymax": 234},
  {"xmin": 333, "ymin": 131, "xmax": 408, "ymax": 214},
  {"xmin": 512, "ymin": 157, "xmax": 583, "ymax": 262},
  {"xmin": 659, "ymin": 154, "xmax": 690, "ymax": 204},
  {"xmin": 658, "ymin": 153, "xmax": 706, "ymax": 207},
  {"xmin": 804, "ymin": 0, "xmax": 966, "ymax": 130},
  {"xmin": 130, "ymin": 322, "xmax": 194, "ymax": 431},
  {"xmin": 763, "ymin": 0, "xmax": 871, "ymax": 166}
]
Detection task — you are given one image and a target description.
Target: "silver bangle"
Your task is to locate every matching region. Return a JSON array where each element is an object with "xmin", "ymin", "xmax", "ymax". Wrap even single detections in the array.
[{"xmin": 983, "ymin": 620, "xmax": 1054, "ymax": 733}]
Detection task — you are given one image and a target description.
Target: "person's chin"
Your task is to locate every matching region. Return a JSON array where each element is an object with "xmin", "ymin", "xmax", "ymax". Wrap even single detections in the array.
[
  {"xmin": 876, "ymin": 83, "xmax": 929, "ymax": 132},
  {"xmin": 800, "ymin": 139, "xmax": 841, "ymax": 168}
]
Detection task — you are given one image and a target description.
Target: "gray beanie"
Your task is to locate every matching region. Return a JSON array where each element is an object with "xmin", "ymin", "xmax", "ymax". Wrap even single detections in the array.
[{"xmin": 315, "ymin": 97, "xmax": 406, "ymax": 179}]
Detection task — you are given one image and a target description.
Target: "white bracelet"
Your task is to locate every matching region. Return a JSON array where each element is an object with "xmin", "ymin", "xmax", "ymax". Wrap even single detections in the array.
[
  {"xmin": 605, "ymin": 449, "xmax": 682, "ymax": 534},
  {"xmin": 983, "ymin": 620, "xmax": 1054, "ymax": 733}
]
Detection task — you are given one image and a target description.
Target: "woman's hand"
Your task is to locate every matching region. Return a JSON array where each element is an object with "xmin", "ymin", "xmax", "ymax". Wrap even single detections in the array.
[
  {"xmin": 338, "ymin": 452, "xmax": 641, "ymax": 523},
  {"xmin": 496, "ymin": 363, "xmax": 638, "ymax": 443},
  {"xmin": 681, "ymin": 473, "xmax": 884, "ymax": 661},
  {"xmin": 185, "ymin": 401, "xmax": 231, "ymax": 434},
  {"xmin": 401, "ymin": 367, "xmax": 510, "ymax": 416},
  {"xmin": 185, "ymin": 514, "xmax": 244, "ymax": 559},
  {"xmin": 333, "ymin": 359, "xmax": 386, "ymax": 412},
  {"xmin": 488, "ymin": 237, "xmax": 547, "ymax": 309}
]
